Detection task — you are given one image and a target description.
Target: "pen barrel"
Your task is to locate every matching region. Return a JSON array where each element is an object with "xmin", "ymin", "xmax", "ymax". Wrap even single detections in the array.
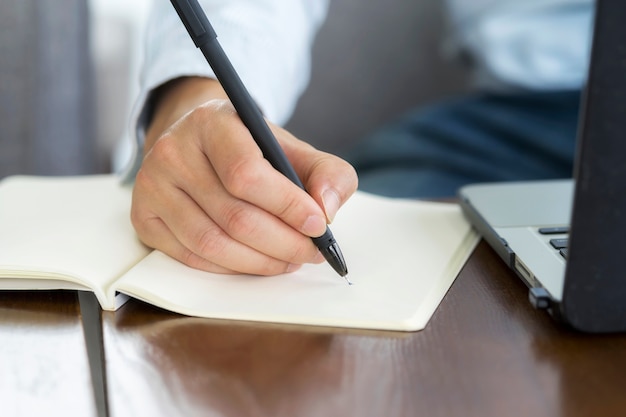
[
  {"xmin": 172, "ymin": 0, "xmax": 304, "ymax": 188},
  {"xmin": 170, "ymin": 0, "xmax": 217, "ymax": 47},
  {"xmin": 170, "ymin": 0, "xmax": 348, "ymax": 277},
  {"xmin": 199, "ymin": 38, "xmax": 306, "ymax": 190}
]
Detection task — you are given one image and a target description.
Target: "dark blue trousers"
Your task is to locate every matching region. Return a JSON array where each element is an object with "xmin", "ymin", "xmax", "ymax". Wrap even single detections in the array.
[{"xmin": 343, "ymin": 90, "xmax": 581, "ymax": 198}]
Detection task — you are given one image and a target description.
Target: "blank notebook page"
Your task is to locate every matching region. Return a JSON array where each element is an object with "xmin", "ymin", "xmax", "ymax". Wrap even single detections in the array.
[{"xmin": 116, "ymin": 192, "xmax": 478, "ymax": 331}]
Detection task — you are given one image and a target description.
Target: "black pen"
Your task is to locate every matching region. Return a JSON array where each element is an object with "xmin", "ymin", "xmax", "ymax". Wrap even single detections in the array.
[{"xmin": 169, "ymin": 0, "xmax": 350, "ymax": 282}]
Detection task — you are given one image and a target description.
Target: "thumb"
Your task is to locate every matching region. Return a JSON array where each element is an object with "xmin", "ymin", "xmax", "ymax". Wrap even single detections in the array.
[{"xmin": 281, "ymin": 142, "xmax": 358, "ymax": 222}]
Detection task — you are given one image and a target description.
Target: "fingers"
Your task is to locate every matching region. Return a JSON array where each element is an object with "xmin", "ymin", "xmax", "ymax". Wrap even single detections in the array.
[
  {"xmin": 198, "ymin": 104, "xmax": 329, "ymax": 239},
  {"xmin": 132, "ymin": 100, "xmax": 321, "ymax": 275},
  {"xmin": 132, "ymin": 213, "xmax": 236, "ymax": 275},
  {"xmin": 131, "ymin": 98, "xmax": 357, "ymax": 275},
  {"xmin": 159, "ymin": 139, "xmax": 323, "ymax": 267},
  {"xmin": 132, "ymin": 176, "xmax": 308, "ymax": 275}
]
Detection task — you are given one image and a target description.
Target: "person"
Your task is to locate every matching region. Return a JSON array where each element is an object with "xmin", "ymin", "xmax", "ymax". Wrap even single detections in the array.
[
  {"xmin": 347, "ymin": 0, "xmax": 592, "ymax": 198},
  {"xmin": 126, "ymin": 0, "xmax": 593, "ymax": 276}
]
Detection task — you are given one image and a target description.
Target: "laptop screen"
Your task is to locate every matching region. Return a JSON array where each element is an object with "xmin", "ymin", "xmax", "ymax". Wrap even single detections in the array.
[{"xmin": 562, "ymin": 0, "xmax": 626, "ymax": 332}]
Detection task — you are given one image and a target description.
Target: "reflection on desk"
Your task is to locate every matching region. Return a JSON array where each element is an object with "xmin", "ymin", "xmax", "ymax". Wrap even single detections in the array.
[
  {"xmin": 102, "ymin": 241, "xmax": 626, "ymax": 417},
  {"xmin": 0, "ymin": 291, "xmax": 97, "ymax": 417},
  {"xmin": 2, "ymin": 242, "xmax": 626, "ymax": 416}
]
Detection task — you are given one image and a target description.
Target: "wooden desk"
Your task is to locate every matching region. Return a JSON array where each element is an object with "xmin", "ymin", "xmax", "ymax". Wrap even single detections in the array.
[
  {"xmin": 2, "ymin": 243, "xmax": 625, "ymax": 416},
  {"xmin": 102, "ymin": 241, "xmax": 626, "ymax": 417},
  {"xmin": 0, "ymin": 291, "xmax": 98, "ymax": 417}
]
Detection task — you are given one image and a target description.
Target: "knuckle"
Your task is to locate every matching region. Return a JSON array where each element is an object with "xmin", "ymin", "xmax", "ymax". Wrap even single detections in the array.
[
  {"xmin": 247, "ymin": 257, "xmax": 287, "ymax": 276},
  {"xmin": 190, "ymin": 226, "xmax": 228, "ymax": 260},
  {"xmin": 286, "ymin": 239, "xmax": 316, "ymax": 264},
  {"xmin": 180, "ymin": 248, "xmax": 206, "ymax": 271},
  {"xmin": 221, "ymin": 202, "xmax": 258, "ymax": 238},
  {"xmin": 222, "ymin": 159, "xmax": 262, "ymax": 199},
  {"xmin": 129, "ymin": 181, "xmax": 162, "ymax": 232},
  {"xmin": 150, "ymin": 133, "xmax": 184, "ymax": 166},
  {"xmin": 222, "ymin": 159, "xmax": 262, "ymax": 197},
  {"xmin": 255, "ymin": 258, "xmax": 289, "ymax": 277},
  {"xmin": 129, "ymin": 201, "xmax": 154, "ymax": 236},
  {"xmin": 133, "ymin": 165, "xmax": 158, "ymax": 192},
  {"xmin": 129, "ymin": 205, "xmax": 144, "ymax": 231},
  {"xmin": 129, "ymin": 217, "xmax": 157, "ymax": 250},
  {"xmin": 275, "ymin": 193, "xmax": 305, "ymax": 221},
  {"xmin": 133, "ymin": 167, "xmax": 150, "ymax": 188}
]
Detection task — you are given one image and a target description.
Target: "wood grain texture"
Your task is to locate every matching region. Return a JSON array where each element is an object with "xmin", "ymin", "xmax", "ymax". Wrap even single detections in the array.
[{"xmin": 103, "ymin": 241, "xmax": 626, "ymax": 417}]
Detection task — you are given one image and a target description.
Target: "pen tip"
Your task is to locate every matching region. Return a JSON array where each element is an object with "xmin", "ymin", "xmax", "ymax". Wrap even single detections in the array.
[
  {"xmin": 312, "ymin": 229, "xmax": 349, "ymax": 281},
  {"xmin": 318, "ymin": 241, "xmax": 349, "ymax": 279}
]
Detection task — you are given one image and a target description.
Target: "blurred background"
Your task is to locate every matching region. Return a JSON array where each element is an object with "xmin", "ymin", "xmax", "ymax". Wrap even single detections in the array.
[
  {"xmin": 0, "ymin": 0, "xmax": 150, "ymax": 178},
  {"xmin": 90, "ymin": 0, "xmax": 152, "ymax": 174},
  {"xmin": 0, "ymin": 0, "xmax": 469, "ymax": 178}
]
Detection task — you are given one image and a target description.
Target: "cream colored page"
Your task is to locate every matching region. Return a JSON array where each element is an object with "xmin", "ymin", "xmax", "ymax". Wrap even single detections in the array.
[
  {"xmin": 116, "ymin": 192, "xmax": 479, "ymax": 331},
  {"xmin": 0, "ymin": 175, "xmax": 151, "ymax": 309}
]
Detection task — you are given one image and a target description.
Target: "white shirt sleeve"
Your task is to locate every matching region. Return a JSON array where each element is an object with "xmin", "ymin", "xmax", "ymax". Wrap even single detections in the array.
[
  {"xmin": 444, "ymin": 0, "xmax": 594, "ymax": 91},
  {"xmin": 122, "ymin": 0, "xmax": 329, "ymax": 179}
]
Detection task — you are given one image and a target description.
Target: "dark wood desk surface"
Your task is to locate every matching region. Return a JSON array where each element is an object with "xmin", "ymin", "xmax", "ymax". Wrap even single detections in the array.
[
  {"xmin": 102, "ymin": 241, "xmax": 626, "ymax": 417},
  {"xmin": 4, "ymin": 242, "xmax": 626, "ymax": 417}
]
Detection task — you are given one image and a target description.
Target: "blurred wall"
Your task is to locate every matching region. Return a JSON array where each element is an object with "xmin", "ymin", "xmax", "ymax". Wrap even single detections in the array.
[
  {"xmin": 0, "ymin": 0, "xmax": 96, "ymax": 178},
  {"xmin": 89, "ymin": 0, "xmax": 151, "ymax": 173}
]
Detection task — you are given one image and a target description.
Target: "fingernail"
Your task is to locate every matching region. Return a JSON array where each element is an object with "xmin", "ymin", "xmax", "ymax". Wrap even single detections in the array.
[
  {"xmin": 286, "ymin": 263, "xmax": 301, "ymax": 273},
  {"xmin": 322, "ymin": 189, "xmax": 341, "ymax": 222},
  {"xmin": 301, "ymin": 214, "xmax": 326, "ymax": 236}
]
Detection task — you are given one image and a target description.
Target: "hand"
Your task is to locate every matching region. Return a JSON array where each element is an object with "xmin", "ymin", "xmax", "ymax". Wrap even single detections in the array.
[{"xmin": 130, "ymin": 77, "xmax": 358, "ymax": 275}]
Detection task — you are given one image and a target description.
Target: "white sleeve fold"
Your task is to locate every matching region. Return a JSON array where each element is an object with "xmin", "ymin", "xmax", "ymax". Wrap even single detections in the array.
[{"xmin": 444, "ymin": 0, "xmax": 593, "ymax": 91}]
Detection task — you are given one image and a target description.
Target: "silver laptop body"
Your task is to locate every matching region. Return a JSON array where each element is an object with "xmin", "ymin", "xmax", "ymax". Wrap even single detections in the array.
[{"xmin": 459, "ymin": 0, "xmax": 626, "ymax": 333}]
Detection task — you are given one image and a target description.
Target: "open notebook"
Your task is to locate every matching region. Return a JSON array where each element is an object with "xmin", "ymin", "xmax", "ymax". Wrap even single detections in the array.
[{"xmin": 0, "ymin": 175, "xmax": 478, "ymax": 331}]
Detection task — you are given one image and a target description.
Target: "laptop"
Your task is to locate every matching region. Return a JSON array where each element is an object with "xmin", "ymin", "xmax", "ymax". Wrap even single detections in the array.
[{"xmin": 458, "ymin": 0, "xmax": 626, "ymax": 333}]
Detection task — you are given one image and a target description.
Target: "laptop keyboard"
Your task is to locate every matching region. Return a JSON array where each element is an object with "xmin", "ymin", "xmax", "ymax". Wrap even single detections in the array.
[{"xmin": 539, "ymin": 226, "xmax": 570, "ymax": 259}]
